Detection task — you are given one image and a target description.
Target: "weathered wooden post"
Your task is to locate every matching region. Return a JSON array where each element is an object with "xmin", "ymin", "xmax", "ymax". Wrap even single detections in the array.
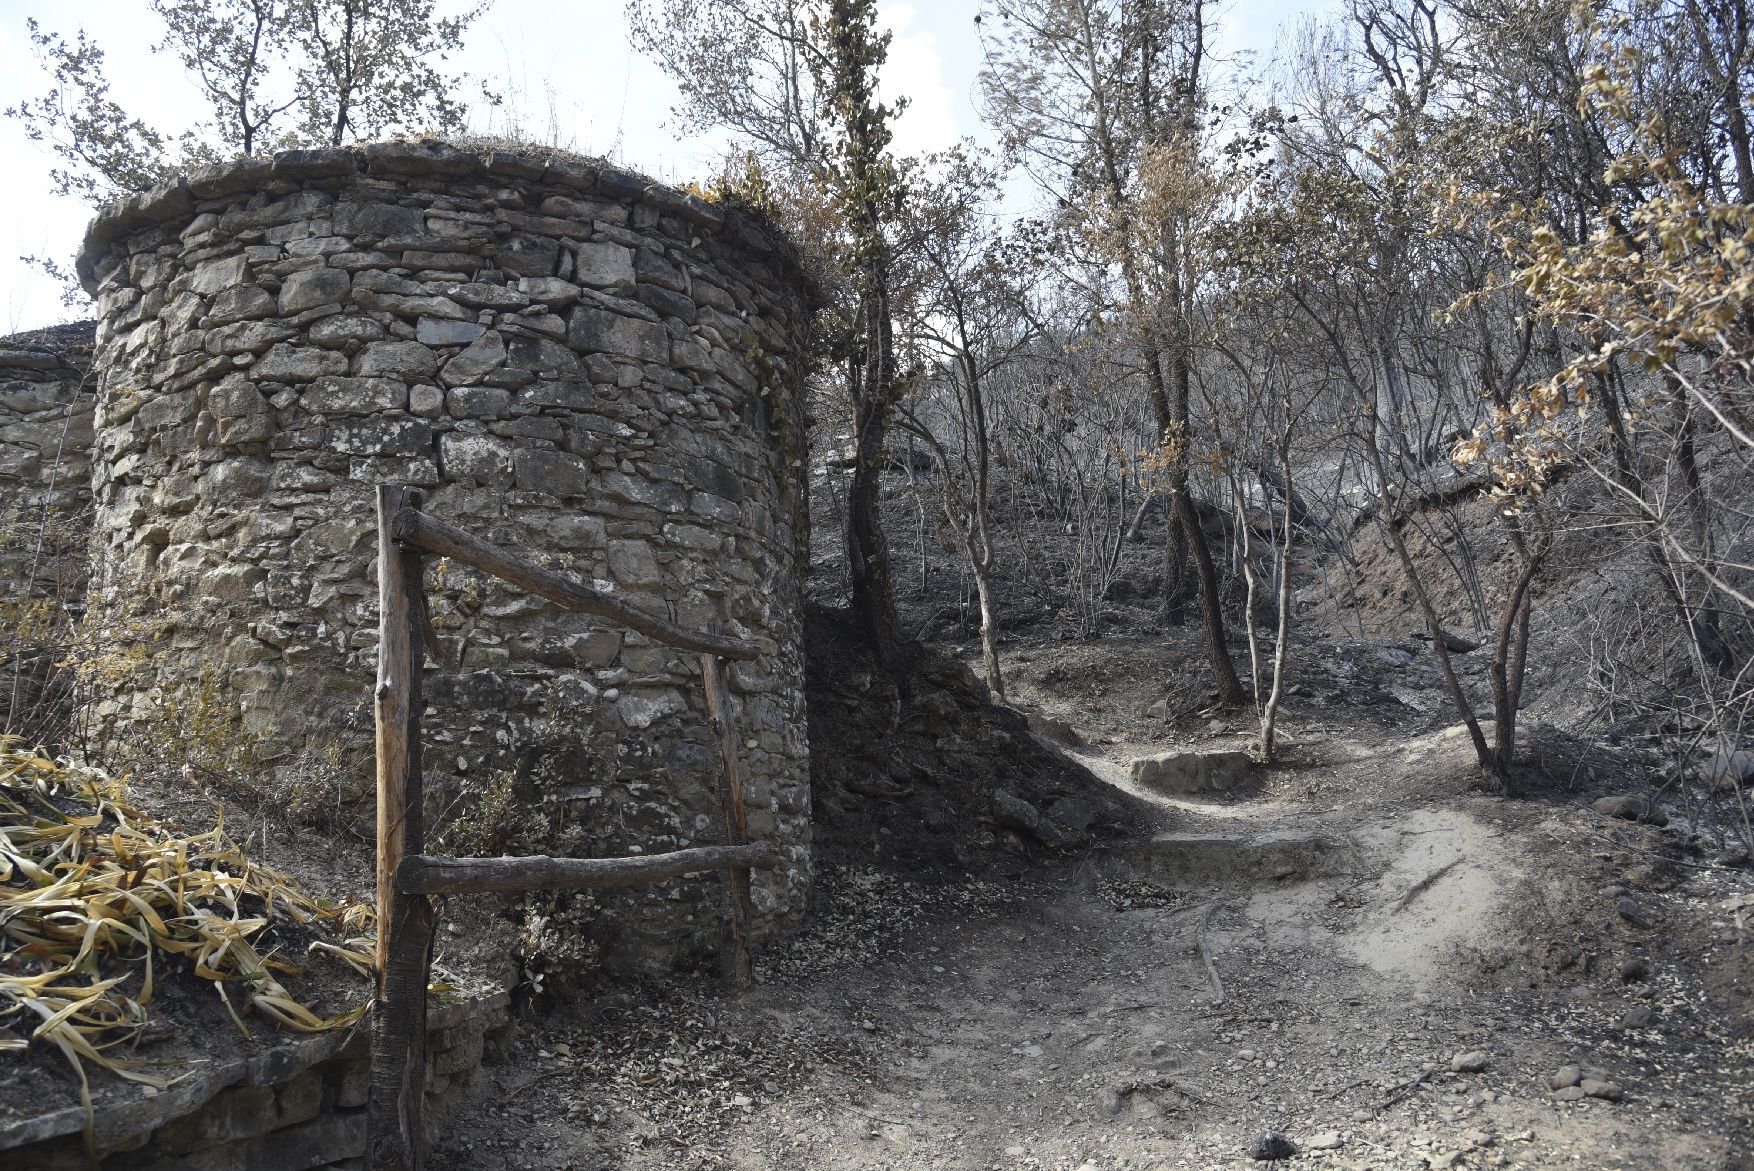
[
  {"xmin": 699, "ymin": 652, "xmax": 757, "ymax": 992},
  {"xmin": 369, "ymin": 485, "xmax": 435, "ymax": 1171}
]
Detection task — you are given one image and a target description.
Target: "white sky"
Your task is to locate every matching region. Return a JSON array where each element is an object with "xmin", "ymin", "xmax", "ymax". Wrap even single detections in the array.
[{"xmin": 0, "ymin": 0, "xmax": 1332, "ymax": 335}]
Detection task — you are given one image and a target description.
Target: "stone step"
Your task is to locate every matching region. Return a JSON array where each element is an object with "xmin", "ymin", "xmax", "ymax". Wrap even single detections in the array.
[{"xmin": 1139, "ymin": 829, "xmax": 1331, "ymax": 882}]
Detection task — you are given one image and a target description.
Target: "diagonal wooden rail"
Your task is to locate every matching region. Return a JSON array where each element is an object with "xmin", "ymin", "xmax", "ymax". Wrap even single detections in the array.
[{"xmin": 367, "ymin": 485, "xmax": 775, "ymax": 1171}]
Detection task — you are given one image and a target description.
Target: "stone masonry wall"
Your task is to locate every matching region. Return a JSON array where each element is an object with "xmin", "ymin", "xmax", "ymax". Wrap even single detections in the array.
[
  {"xmin": 0, "ymin": 323, "xmax": 96, "ymax": 744},
  {"xmin": 75, "ymin": 142, "xmax": 814, "ymax": 972},
  {"xmin": 1, "ymin": 991, "xmax": 509, "ymax": 1170}
]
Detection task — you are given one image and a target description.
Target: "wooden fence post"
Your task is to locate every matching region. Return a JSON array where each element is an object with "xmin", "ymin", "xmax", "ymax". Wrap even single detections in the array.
[
  {"xmin": 369, "ymin": 486, "xmax": 435, "ymax": 1171},
  {"xmin": 358, "ymin": 486, "xmax": 772, "ymax": 1165},
  {"xmin": 699, "ymin": 652, "xmax": 757, "ymax": 992}
]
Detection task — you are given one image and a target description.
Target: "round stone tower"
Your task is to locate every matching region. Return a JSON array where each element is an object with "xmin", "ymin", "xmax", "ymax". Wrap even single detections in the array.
[{"xmin": 76, "ymin": 141, "xmax": 813, "ymax": 972}]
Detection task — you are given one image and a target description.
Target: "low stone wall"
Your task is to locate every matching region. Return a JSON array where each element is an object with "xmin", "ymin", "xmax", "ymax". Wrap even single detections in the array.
[
  {"xmin": 0, "ymin": 323, "xmax": 96, "ymax": 743},
  {"xmin": 1, "ymin": 993, "xmax": 509, "ymax": 1171},
  {"xmin": 74, "ymin": 141, "xmax": 815, "ymax": 972}
]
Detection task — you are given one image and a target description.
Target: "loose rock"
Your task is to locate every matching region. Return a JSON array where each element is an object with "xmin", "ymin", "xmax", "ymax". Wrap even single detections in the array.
[
  {"xmin": 1248, "ymin": 1130, "xmax": 1298, "ymax": 1161},
  {"xmin": 1131, "ymin": 750, "xmax": 1255, "ymax": 795},
  {"xmin": 1620, "ymin": 1006, "xmax": 1656, "ymax": 1030},
  {"xmin": 1705, "ymin": 747, "xmax": 1754, "ymax": 791},
  {"xmin": 1592, "ymin": 795, "xmax": 1668, "ymax": 826}
]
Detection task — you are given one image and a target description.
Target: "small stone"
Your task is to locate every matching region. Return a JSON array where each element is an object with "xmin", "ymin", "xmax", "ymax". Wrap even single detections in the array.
[
  {"xmin": 358, "ymin": 339, "xmax": 440, "ymax": 380},
  {"xmin": 1307, "ymin": 1131, "xmax": 1343, "ymax": 1151},
  {"xmin": 496, "ymin": 232, "xmax": 561, "ymax": 276},
  {"xmin": 568, "ymin": 304, "xmax": 669, "ymax": 363},
  {"xmin": 1592, "ymin": 794, "xmax": 1668, "ymax": 826},
  {"xmin": 1615, "ymin": 896, "xmax": 1651, "ymax": 928},
  {"xmin": 991, "ymin": 790, "xmax": 1043, "ymax": 836},
  {"xmin": 279, "ymin": 266, "xmax": 351, "ymax": 313},
  {"xmin": 416, "ymin": 316, "xmax": 487, "ymax": 345},
  {"xmin": 440, "ymin": 330, "xmax": 506, "ymax": 385},
  {"xmin": 1705, "ymin": 747, "xmax": 1754, "ymax": 791},
  {"xmin": 1581, "ymin": 1079, "xmax": 1622, "ymax": 1101},
  {"xmin": 573, "ymin": 241, "xmax": 636, "ymax": 290},
  {"xmin": 1451, "ymin": 1050, "xmax": 1490, "ymax": 1073},
  {"xmin": 254, "ymin": 343, "xmax": 346, "ymax": 381},
  {"xmin": 1620, "ymin": 1005, "xmax": 1656, "ymax": 1030},
  {"xmin": 1554, "ymin": 1085, "xmax": 1587, "ymax": 1101},
  {"xmin": 1549, "ymin": 1065, "xmax": 1582, "ymax": 1090},
  {"xmin": 209, "ymin": 283, "xmax": 276, "ymax": 324},
  {"xmin": 409, "ymin": 384, "xmax": 444, "ymax": 418},
  {"xmin": 446, "ymin": 385, "xmax": 512, "ymax": 419},
  {"xmin": 1248, "ymin": 1130, "xmax": 1297, "ymax": 1161},
  {"xmin": 1620, "ymin": 957, "xmax": 1651, "ymax": 982},
  {"xmin": 1427, "ymin": 1154, "xmax": 1463, "ymax": 1170},
  {"xmin": 1047, "ymin": 796, "xmax": 1096, "ymax": 833},
  {"xmin": 308, "ymin": 314, "xmax": 383, "ymax": 346}
]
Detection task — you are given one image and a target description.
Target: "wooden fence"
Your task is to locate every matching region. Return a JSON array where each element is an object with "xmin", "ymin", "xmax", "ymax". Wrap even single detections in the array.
[{"xmin": 366, "ymin": 485, "xmax": 777, "ymax": 1171}]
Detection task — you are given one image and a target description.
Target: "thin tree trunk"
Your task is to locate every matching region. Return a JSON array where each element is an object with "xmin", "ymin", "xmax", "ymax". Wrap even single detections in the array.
[
  {"xmin": 1259, "ymin": 442, "xmax": 1297, "ymax": 762},
  {"xmin": 1229, "ymin": 470, "xmax": 1265, "ymax": 708},
  {"xmin": 1488, "ymin": 547, "xmax": 1543, "ymax": 794},
  {"xmin": 846, "ymin": 277, "xmax": 905, "ymax": 668},
  {"xmin": 1361, "ymin": 430, "xmax": 1494, "ymax": 770},
  {"xmin": 973, "ymin": 553, "xmax": 1004, "ymax": 701},
  {"xmin": 1178, "ymin": 492, "xmax": 1246, "ymax": 704}
]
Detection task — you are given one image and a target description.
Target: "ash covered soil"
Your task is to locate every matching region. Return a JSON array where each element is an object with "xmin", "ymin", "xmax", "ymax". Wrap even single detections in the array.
[{"xmin": 436, "ymin": 622, "xmax": 1754, "ymax": 1171}]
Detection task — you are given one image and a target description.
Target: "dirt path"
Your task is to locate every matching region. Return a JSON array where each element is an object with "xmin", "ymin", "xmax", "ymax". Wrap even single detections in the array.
[{"xmin": 440, "ymin": 713, "xmax": 1751, "ymax": 1171}]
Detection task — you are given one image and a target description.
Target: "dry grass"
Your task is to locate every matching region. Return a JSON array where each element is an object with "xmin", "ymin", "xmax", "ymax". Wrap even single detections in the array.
[{"xmin": 0, "ymin": 738, "xmax": 374, "ymax": 1135}]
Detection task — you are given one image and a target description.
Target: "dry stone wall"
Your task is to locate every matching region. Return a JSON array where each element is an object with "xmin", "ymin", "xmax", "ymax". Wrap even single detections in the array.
[
  {"xmin": 75, "ymin": 141, "xmax": 815, "ymax": 971},
  {"xmin": 0, "ymin": 323, "xmax": 96, "ymax": 743}
]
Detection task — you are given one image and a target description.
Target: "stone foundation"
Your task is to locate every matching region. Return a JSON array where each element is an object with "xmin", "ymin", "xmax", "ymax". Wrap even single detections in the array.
[
  {"xmin": 0, "ymin": 993, "xmax": 509, "ymax": 1171},
  {"xmin": 74, "ymin": 141, "xmax": 815, "ymax": 971}
]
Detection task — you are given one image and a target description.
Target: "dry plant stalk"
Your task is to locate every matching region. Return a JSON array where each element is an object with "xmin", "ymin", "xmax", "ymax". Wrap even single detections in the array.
[{"xmin": 0, "ymin": 739, "xmax": 374, "ymax": 1145}]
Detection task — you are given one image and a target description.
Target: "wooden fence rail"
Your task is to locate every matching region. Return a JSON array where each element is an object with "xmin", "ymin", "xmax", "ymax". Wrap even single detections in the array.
[
  {"xmin": 367, "ymin": 485, "xmax": 768, "ymax": 1171},
  {"xmin": 397, "ymin": 843, "xmax": 776, "ymax": 895}
]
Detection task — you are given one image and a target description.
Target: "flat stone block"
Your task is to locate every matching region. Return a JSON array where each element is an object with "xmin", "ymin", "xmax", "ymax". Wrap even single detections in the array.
[
  {"xmin": 1143, "ymin": 830, "xmax": 1329, "ymax": 881},
  {"xmin": 1130, "ymin": 750, "xmax": 1255, "ymax": 795}
]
